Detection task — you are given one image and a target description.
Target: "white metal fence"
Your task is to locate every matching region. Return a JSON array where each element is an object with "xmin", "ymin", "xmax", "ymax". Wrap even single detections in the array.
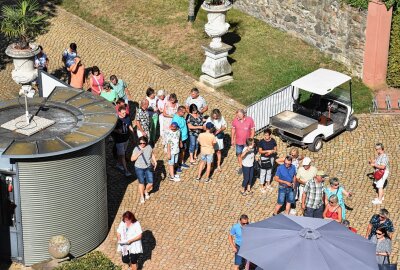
[{"xmin": 246, "ymin": 85, "xmax": 296, "ymax": 133}]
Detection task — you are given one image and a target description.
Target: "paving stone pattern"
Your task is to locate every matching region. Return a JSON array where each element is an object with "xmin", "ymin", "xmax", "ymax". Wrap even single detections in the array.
[{"xmin": 1, "ymin": 8, "xmax": 399, "ymax": 270}]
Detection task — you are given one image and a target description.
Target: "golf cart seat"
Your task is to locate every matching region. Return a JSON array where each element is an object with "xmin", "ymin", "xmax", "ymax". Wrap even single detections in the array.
[{"xmin": 293, "ymin": 103, "xmax": 321, "ymax": 120}]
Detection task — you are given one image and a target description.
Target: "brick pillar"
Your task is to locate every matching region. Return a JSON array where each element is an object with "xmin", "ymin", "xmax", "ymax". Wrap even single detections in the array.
[{"xmin": 362, "ymin": 0, "xmax": 393, "ymax": 89}]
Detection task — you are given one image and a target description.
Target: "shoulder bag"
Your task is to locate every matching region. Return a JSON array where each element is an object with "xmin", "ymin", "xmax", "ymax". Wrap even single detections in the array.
[
  {"xmin": 374, "ymin": 169, "xmax": 385, "ymax": 180},
  {"xmin": 378, "ymin": 254, "xmax": 397, "ymax": 270}
]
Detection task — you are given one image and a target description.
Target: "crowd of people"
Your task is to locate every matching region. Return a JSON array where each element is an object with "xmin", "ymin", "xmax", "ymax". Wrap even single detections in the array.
[{"xmin": 35, "ymin": 42, "xmax": 394, "ymax": 270}]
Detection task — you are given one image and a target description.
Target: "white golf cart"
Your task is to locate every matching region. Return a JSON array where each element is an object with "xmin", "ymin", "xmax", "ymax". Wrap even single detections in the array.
[{"xmin": 270, "ymin": 68, "xmax": 358, "ymax": 152}]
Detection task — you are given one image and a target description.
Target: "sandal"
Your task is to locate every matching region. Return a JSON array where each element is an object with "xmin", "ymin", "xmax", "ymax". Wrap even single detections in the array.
[
  {"xmin": 217, "ymin": 166, "xmax": 222, "ymax": 172},
  {"xmin": 247, "ymin": 190, "xmax": 253, "ymax": 195},
  {"xmin": 195, "ymin": 177, "xmax": 201, "ymax": 181},
  {"xmin": 190, "ymin": 161, "xmax": 198, "ymax": 166},
  {"xmin": 240, "ymin": 191, "xmax": 247, "ymax": 196}
]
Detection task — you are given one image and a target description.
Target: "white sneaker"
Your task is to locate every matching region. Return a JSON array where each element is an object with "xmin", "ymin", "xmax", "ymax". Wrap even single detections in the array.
[
  {"xmin": 372, "ymin": 198, "xmax": 382, "ymax": 205},
  {"xmin": 290, "ymin": 209, "xmax": 297, "ymax": 215},
  {"xmin": 173, "ymin": 175, "xmax": 181, "ymax": 182},
  {"xmin": 260, "ymin": 187, "xmax": 266, "ymax": 193},
  {"xmin": 145, "ymin": 192, "xmax": 150, "ymax": 200},
  {"xmin": 140, "ymin": 197, "xmax": 145, "ymax": 204}
]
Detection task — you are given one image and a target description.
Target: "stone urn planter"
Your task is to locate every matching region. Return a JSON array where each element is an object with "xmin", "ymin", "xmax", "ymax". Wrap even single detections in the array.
[
  {"xmin": 202, "ymin": 2, "xmax": 232, "ymax": 49},
  {"xmin": 200, "ymin": 1, "xmax": 233, "ymax": 88},
  {"xmin": 5, "ymin": 43, "xmax": 40, "ymax": 85}
]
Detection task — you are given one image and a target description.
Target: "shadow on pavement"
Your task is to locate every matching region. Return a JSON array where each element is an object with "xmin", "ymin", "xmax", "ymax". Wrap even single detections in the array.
[{"xmin": 138, "ymin": 230, "xmax": 156, "ymax": 270}]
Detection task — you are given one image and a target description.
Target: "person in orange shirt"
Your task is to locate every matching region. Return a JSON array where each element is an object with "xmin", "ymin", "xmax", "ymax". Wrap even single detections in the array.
[{"xmin": 67, "ymin": 57, "xmax": 85, "ymax": 89}]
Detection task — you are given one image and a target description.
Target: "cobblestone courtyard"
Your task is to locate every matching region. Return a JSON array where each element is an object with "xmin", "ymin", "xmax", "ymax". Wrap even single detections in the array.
[{"xmin": 1, "ymin": 8, "xmax": 399, "ymax": 270}]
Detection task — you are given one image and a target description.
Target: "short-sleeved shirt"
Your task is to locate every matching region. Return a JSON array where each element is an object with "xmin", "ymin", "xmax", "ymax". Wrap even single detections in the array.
[
  {"xmin": 296, "ymin": 166, "xmax": 317, "ymax": 186},
  {"xmin": 375, "ymin": 153, "xmax": 389, "ymax": 171},
  {"xmin": 34, "ymin": 53, "xmax": 47, "ymax": 68},
  {"xmin": 147, "ymin": 96, "xmax": 159, "ymax": 117},
  {"xmin": 242, "ymin": 146, "xmax": 255, "ymax": 167},
  {"xmin": 136, "ymin": 108, "xmax": 150, "ymax": 136},
  {"xmin": 206, "ymin": 116, "xmax": 227, "ymax": 130},
  {"xmin": 115, "ymin": 116, "xmax": 131, "ymax": 143},
  {"xmin": 164, "ymin": 129, "xmax": 181, "ymax": 155},
  {"xmin": 230, "ymin": 223, "xmax": 244, "ymax": 246},
  {"xmin": 185, "ymin": 96, "xmax": 207, "ymax": 112},
  {"xmin": 371, "ymin": 235, "xmax": 392, "ymax": 264},
  {"xmin": 275, "ymin": 164, "xmax": 296, "ymax": 187},
  {"xmin": 368, "ymin": 214, "xmax": 395, "ymax": 239},
  {"xmin": 117, "ymin": 221, "xmax": 143, "ymax": 254},
  {"xmin": 187, "ymin": 114, "xmax": 204, "ymax": 136},
  {"xmin": 110, "ymin": 79, "xmax": 128, "ymax": 99},
  {"xmin": 232, "ymin": 117, "xmax": 255, "ymax": 145},
  {"xmin": 303, "ymin": 179, "xmax": 324, "ymax": 209},
  {"xmin": 132, "ymin": 145, "xmax": 153, "ymax": 169},
  {"xmin": 258, "ymin": 138, "xmax": 277, "ymax": 157},
  {"xmin": 172, "ymin": 114, "xmax": 188, "ymax": 141},
  {"xmin": 198, "ymin": 132, "xmax": 216, "ymax": 155},
  {"xmin": 101, "ymin": 90, "xmax": 118, "ymax": 102},
  {"xmin": 62, "ymin": 49, "xmax": 77, "ymax": 68}
]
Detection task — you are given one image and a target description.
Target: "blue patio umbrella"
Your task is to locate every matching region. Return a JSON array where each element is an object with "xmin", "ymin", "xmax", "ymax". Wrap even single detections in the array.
[{"xmin": 238, "ymin": 214, "xmax": 378, "ymax": 270}]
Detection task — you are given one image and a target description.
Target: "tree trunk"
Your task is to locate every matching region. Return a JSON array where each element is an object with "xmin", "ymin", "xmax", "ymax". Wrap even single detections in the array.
[{"xmin": 188, "ymin": 0, "xmax": 195, "ymax": 22}]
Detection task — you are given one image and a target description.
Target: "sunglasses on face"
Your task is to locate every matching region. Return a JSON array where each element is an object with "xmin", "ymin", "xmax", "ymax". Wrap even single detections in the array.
[
  {"xmin": 376, "ymin": 232, "xmax": 383, "ymax": 235},
  {"xmin": 331, "ymin": 184, "xmax": 339, "ymax": 187},
  {"xmin": 139, "ymin": 142, "xmax": 146, "ymax": 145},
  {"xmin": 241, "ymin": 222, "xmax": 249, "ymax": 225}
]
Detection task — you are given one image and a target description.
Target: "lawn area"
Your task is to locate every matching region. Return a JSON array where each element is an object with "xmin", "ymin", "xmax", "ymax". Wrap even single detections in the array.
[{"xmin": 61, "ymin": 0, "xmax": 372, "ymax": 112}]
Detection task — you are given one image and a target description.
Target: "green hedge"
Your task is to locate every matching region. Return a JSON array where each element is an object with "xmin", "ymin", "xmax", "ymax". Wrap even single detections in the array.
[
  {"xmin": 342, "ymin": 0, "xmax": 399, "ymax": 10},
  {"xmin": 54, "ymin": 251, "xmax": 121, "ymax": 270},
  {"xmin": 387, "ymin": 11, "xmax": 400, "ymax": 87}
]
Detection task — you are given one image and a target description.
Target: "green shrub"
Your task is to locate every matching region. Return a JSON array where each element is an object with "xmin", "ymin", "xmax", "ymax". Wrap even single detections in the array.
[
  {"xmin": 342, "ymin": 0, "xmax": 399, "ymax": 10},
  {"xmin": 387, "ymin": 11, "xmax": 400, "ymax": 87},
  {"xmin": 54, "ymin": 251, "xmax": 121, "ymax": 270}
]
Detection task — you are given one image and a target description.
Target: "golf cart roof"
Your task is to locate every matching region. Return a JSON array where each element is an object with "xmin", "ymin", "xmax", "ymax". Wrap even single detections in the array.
[{"xmin": 291, "ymin": 68, "xmax": 351, "ymax": 95}]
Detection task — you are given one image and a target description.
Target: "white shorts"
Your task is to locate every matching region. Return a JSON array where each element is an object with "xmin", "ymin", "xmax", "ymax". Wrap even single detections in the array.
[
  {"xmin": 116, "ymin": 141, "xmax": 128, "ymax": 156},
  {"xmin": 214, "ymin": 138, "xmax": 224, "ymax": 151},
  {"xmin": 375, "ymin": 170, "xmax": 389, "ymax": 188}
]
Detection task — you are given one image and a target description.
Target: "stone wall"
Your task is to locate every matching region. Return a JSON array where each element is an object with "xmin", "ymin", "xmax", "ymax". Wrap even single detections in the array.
[{"xmin": 234, "ymin": 0, "xmax": 367, "ymax": 77}]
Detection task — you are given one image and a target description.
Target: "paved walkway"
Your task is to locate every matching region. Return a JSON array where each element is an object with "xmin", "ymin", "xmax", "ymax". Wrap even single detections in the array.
[{"xmin": 1, "ymin": 7, "xmax": 399, "ymax": 269}]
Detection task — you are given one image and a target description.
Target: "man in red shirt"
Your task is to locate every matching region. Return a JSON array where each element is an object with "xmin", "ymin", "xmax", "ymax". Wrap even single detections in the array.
[{"xmin": 231, "ymin": 109, "xmax": 255, "ymax": 174}]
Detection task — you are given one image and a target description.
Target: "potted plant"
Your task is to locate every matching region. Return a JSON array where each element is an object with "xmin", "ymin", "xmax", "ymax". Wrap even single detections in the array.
[
  {"xmin": 1, "ymin": 0, "xmax": 46, "ymax": 85},
  {"xmin": 202, "ymin": 0, "xmax": 232, "ymax": 48}
]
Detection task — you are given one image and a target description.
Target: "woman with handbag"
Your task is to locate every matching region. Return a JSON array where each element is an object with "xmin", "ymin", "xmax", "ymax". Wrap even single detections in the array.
[
  {"xmin": 186, "ymin": 104, "xmax": 204, "ymax": 165},
  {"xmin": 369, "ymin": 143, "xmax": 389, "ymax": 205},
  {"xmin": 257, "ymin": 128, "xmax": 277, "ymax": 193},
  {"xmin": 88, "ymin": 66, "xmax": 104, "ymax": 95},
  {"xmin": 131, "ymin": 136, "xmax": 157, "ymax": 204},
  {"xmin": 117, "ymin": 211, "xmax": 143, "ymax": 270},
  {"xmin": 371, "ymin": 227, "xmax": 392, "ymax": 266}
]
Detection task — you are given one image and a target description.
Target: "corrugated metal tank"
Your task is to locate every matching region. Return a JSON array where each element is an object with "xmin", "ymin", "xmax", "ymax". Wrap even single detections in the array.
[{"xmin": 16, "ymin": 140, "xmax": 108, "ymax": 266}]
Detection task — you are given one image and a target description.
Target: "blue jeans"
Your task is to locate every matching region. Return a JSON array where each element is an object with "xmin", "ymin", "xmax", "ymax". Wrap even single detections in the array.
[
  {"xmin": 242, "ymin": 166, "xmax": 254, "ymax": 188},
  {"xmin": 234, "ymin": 244, "xmax": 243, "ymax": 266},
  {"xmin": 277, "ymin": 186, "xmax": 295, "ymax": 204},
  {"xmin": 236, "ymin": 144, "xmax": 245, "ymax": 156},
  {"xmin": 189, "ymin": 134, "xmax": 198, "ymax": 154},
  {"xmin": 135, "ymin": 167, "xmax": 154, "ymax": 184}
]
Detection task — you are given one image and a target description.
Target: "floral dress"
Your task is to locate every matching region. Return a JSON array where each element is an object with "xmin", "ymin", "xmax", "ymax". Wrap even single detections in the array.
[{"xmin": 162, "ymin": 102, "xmax": 179, "ymax": 140}]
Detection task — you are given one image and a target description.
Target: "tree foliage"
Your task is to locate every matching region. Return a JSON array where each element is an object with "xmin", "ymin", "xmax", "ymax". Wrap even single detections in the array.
[
  {"xmin": 0, "ymin": 0, "xmax": 47, "ymax": 49},
  {"xmin": 387, "ymin": 11, "xmax": 400, "ymax": 87}
]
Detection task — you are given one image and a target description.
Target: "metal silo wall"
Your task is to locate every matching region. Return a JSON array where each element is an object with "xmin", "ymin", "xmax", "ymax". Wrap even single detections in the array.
[{"xmin": 17, "ymin": 141, "xmax": 108, "ymax": 266}]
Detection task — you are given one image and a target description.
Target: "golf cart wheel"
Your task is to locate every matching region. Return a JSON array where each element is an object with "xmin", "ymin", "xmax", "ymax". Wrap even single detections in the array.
[
  {"xmin": 308, "ymin": 137, "xmax": 323, "ymax": 152},
  {"xmin": 346, "ymin": 116, "xmax": 358, "ymax": 131}
]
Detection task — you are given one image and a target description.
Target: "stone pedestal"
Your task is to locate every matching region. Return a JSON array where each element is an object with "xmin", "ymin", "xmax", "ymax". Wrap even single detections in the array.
[{"xmin": 200, "ymin": 43, "xmax": 233, "ymax": 88}]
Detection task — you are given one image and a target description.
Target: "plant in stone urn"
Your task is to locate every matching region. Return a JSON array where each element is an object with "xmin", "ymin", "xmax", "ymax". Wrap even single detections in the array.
[{"xmin": 1, "ymin": 0, "xmax": 46, "ymax": 85}]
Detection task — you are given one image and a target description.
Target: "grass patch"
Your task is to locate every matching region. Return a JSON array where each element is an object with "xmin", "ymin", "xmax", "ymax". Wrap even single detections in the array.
[{"xmin": 61, "ymin": 0, "xmax": 372, "ymax": 112}]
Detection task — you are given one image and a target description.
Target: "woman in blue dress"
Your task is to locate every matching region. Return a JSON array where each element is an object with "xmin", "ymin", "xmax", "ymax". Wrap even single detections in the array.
[{"xmin": 324, "ymin": 177, "xmax": 352, "ymax": 219}]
